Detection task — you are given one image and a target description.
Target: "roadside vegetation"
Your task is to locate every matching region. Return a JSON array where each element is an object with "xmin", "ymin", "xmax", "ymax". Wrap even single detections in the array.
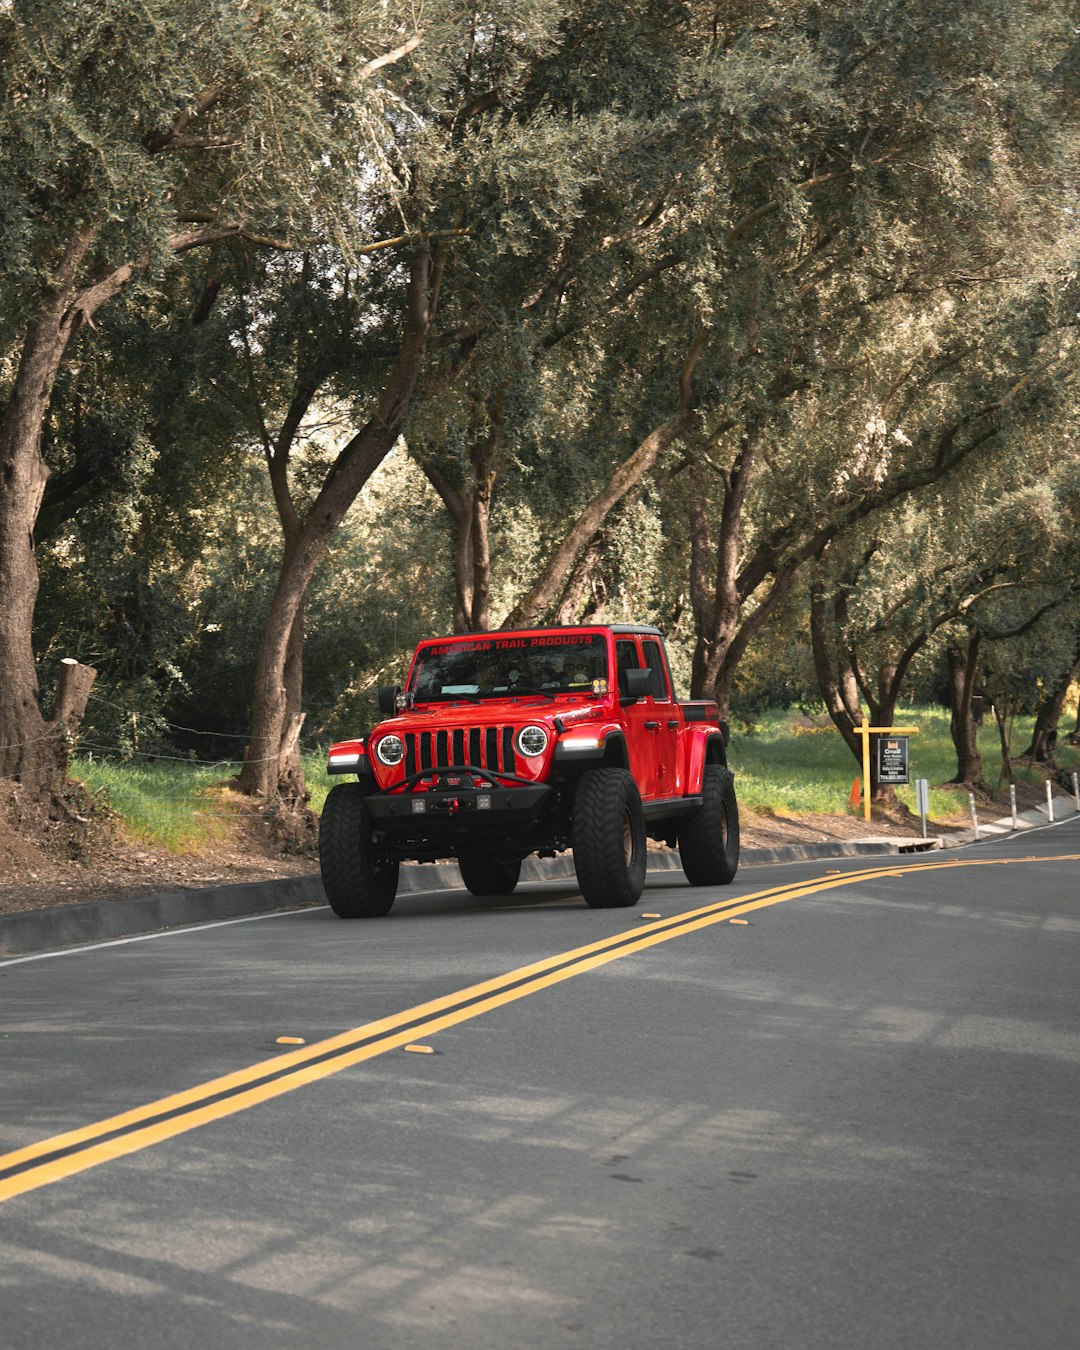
[
  {"xmin": 69, "ymin": 708, "xmax": 1079, "ymax": 855},
  {"xmin": 68, "ymin": 751, "xmax": 338, "ymax": 856},
  {"xmin": 732, "ymin": 708, "xmax": 1080, "ymax": 821}
]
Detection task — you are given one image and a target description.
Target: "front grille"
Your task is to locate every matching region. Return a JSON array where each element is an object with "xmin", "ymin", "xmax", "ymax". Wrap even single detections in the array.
[{"xmin": 404, "ymin": 726, "xmax": 518, "ymax": 778}]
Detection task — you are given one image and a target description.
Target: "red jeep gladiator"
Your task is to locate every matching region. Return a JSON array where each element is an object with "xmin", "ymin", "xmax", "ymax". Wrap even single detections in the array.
[{"xmin": 320, "ymin": 624, "xmax": 739, "ymax": 916}]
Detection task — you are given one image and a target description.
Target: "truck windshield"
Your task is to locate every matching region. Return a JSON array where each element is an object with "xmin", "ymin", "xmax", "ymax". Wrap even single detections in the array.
[{"xmin": 410, "ymin": 633, "xmax": 609, "ymax": 702}]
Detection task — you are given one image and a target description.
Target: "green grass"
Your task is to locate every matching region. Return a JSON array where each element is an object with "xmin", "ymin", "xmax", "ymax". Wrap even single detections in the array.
[
  {"xmin": 70, "ymin": 749, "xmax": 338, "ymax": 853},
  {"xmin": 729, "ymin": 704, "xmax": 1079, "ymax": 821},
  {"xmin": 71, "ymin": 755, "xmax": 245, "ymax": 852},
  {"xmin": 71, "ymin": 712, "xmax": 1078, "ymax": 851}
]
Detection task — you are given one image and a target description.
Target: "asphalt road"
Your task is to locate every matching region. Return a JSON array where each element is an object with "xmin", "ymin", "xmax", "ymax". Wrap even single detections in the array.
[{"xmin": 1, "ymin": 820, "xmax": 1078, "ymax": 1350}]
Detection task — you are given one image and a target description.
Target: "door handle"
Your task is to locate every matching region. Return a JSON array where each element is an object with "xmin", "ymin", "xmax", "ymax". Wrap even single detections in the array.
[
  {"xmin": 644, "ymin": 721, "xmax": 660, "ymax": 731},
  {"xmin": 667, "ymin": 719, "xmax": 680, "ymax": 730}
]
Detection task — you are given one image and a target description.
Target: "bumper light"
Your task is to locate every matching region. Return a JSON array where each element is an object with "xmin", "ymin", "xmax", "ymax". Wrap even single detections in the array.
[
  {"xmin": 411, "ymin": 799, "xmax": 427, "ymax": 814},
  {"xmin": 477, "ymin": 794, "xmax": 491, "ymax": 810}
]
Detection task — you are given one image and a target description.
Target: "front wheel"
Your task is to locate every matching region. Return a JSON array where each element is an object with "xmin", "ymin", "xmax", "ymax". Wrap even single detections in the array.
[
  {"xmin": 319, "ymin": 782, "xmax": 399, "ymax": 917},
  {"xmin": 679, "ymin": 765, "xmax": 739, "ymax": 885},
  {"xmin": 572, "ymin": 768, "xmax": 647, "ymax": 908},
  {"xmin": 457, "ymin": 855, "xmax": 522, "ymax": 896}
]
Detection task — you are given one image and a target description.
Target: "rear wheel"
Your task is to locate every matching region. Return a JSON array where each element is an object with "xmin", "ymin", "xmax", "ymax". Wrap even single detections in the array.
[
  {"xmin": 457, "ymin": 855, "xmax": 522, "ymax": 896},
  {"xmin": 319, "ymin": 782, "xmax": 399, "ymax": 917},
  {"xmin": 572, "ymin": 768, "xmax": 646, "ymax": 908},
  {"xmin": 679, "ymin": 765, "xmax": 739, "ymax": 885}
]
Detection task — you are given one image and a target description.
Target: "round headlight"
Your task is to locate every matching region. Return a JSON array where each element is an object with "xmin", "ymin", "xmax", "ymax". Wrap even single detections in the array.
[
  {"xmin": 375, "ymin": 734, "xmax": 404, "ymax": 766},
  {"xmin": 516, "ymin": 724, "xmax": 549, "ymax": 758}
]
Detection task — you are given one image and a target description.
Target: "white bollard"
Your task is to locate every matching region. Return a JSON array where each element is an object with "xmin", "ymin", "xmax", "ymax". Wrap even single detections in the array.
[
  {"xmin": 1046, "ymin": 778, "xmax": 1054, "ymax": 823},
  {"xmin": 1073, "ymin": 772, "xmax": 1079, "ymax": 812},
  {"xmin": 1010, "ymin": 783, "xmax": 1017, "ymax": 830},
  {"xmin": 969, "ymin": 792, "xmax": 979, "ymax": 841},
  {"xmin": 915, "ymin": 777, "xmax": 929, "ymax": 839}
]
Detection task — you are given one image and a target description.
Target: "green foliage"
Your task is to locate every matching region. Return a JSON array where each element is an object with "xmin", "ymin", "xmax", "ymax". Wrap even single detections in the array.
[
  {"xmin": 730, "ymin": 705, "xmax": 1076, "ymax": 818},
  {"xmin": 70, "ymin": 746, "xmax": 334, "ymax": 851},
  {"xmin": 6, "ymin": 0, "xmax": 1080, "ymax": 810}
]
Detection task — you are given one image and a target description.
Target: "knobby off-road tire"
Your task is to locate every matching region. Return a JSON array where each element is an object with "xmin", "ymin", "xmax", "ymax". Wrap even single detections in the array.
[
  {"xmin": 457, "ymin": 855, "xmax": 522, "ymax": 896},
  {"xmin": 572, "ymin": 768, "xmax": 647, "ymax": 908},
  {"xmin": 319, "ymin": 782, "xmax": 400, "ymax": 918},
  {"xmin": 679, "ymin": 765, "xmax": 739, "ymax": 885}
]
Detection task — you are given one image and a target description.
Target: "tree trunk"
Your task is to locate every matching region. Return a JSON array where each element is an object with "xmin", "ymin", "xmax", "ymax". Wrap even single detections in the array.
[
  {"xmin": 417, "ymin": 459, "xmax": 475, "ymax": 631},
  {"xmin": 502, "ymin": 332, "xmax": 704, "ymax": 630},
  {"xmin": 947, "ymin": 633, "xmax": 987, "ymax": 788},
  {"xmin": 685, "ymin": 421, "xmax": 800, "ymax": 719},
  {"xmin": 414, "ymin": 413, "xmax": 499, "ymax": 634},
  {"xmin": 809, "ymin": 581, "xmax": 863, "ymax": 764},
  {"xmin": 275, "ymin": 599, "xmax": 307, "ymax": 803},
  {"xmin": 237, "ymin": 247, "xmax": 441, "ymax": 799},
  {"xmin": 0, "ymin": 220, "xmax": 264, "ymax": 801},
  {"xmin": 553, "ymin": 533, "xmax": 605, "ymax": 624},
  {"xmin": 1022, "ymin": 652, "xmax": 1080, "ymax": 763},
  {"xmin": 809, "ymin": 575, "xmax": 928, "ymax": 804},
  {"xmin": 502, "ymin": 408, "xmax": 695, "ymax": 628},
  {"xmin": 994, "ymin": 698, "xmax": 1015, "ymax": 784},
  {"xmin": 468, "ymin": 432, "xmax": 497, "ymax": 633},
  {"xmin": 688, "ymin": 428, "xmax": 756, "ymax": 707},
  {"xmin": 0, "ymin": 233, "xmax": 98, "ymax": 793}
]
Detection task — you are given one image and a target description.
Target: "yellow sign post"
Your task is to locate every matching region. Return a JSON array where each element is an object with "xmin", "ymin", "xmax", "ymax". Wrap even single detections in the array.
[{"xmin": 856, "ymin": 717, "xmax": 919, "ymax": 823}]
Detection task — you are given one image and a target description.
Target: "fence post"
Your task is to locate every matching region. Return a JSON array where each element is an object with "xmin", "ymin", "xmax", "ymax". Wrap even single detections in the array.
[{"xmin": 969, "ymin": 792, "xmax": 979, "ymax": 841}]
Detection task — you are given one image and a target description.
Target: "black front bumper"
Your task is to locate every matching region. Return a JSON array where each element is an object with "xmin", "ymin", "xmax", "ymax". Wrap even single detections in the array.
[
  {"xmin": 368, "ymin": 782, "xmax": 550, "ymax": 827},
  {"xmin": 367, "ymin": 770, "xmax": 552, "ymax": 857}
]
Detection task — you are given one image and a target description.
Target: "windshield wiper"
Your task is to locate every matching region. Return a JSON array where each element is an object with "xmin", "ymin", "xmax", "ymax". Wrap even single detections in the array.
[{"xmin": 505, "ymin": 687, "xmax": 556, "ymax": 700}]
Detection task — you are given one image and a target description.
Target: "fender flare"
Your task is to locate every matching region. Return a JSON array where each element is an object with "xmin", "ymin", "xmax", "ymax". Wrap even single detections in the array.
[
  {"xmin": 553, "ymin": 727, "xmax": 629, "ymax": 769},
  {"xmin": 686, "ymin": 729, "xmax": 727, "ymax": 793}
]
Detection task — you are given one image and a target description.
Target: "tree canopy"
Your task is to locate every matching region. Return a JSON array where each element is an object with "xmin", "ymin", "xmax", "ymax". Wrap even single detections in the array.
[{"xmin": 1, "ymin": 0, "xmax": 1077, "ymax": 821}]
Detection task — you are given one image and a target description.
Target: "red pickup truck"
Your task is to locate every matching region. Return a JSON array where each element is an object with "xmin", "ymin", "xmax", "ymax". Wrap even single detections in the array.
[{"xmin": 320, "ymin": 624, "xmax": 739, "ymax": 916}]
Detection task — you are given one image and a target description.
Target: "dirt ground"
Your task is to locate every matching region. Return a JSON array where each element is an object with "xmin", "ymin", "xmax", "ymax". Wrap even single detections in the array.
[{"xmin": 0, "ymin": 786, "xmax": 993, "ymax": 920}]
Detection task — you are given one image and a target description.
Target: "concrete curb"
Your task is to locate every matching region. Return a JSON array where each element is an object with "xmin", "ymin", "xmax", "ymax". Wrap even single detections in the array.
[
  {"xmin": 938, "ymin": 797, "xmax": 1079, "ymax": 845},
  {"xmin": 1, "ymin": 839, "xmax": 902, "ymax": 960},
  {"xmin": 2, "ymin": 798, "xmax": 1076, "ymax": 960}
]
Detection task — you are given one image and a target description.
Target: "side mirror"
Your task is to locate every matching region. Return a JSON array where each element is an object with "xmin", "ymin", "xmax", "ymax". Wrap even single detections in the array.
[
  {"xmin": 377, "ymin": 685, "xmax": 400, "ymax": 716},
  {"xmin": 620, "ymin": 667, "xmax": 652, "ymax": 701}
]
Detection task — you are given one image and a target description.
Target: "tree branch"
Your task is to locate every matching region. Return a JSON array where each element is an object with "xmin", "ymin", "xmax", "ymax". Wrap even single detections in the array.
[{"xmin": 359, "ymin": 32, "xmax": 424, "ymax": 81}]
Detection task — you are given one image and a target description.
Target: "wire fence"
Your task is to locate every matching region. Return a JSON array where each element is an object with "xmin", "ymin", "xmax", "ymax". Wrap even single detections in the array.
[{"xmin": 53, "ymin": 695, "xmax": 335, "ymax": 845}]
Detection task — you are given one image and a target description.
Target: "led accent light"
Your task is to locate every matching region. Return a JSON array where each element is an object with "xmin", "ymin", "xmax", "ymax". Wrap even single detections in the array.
[
  {"xmin": 375, "ymin": 734, "xmax": 405, "ymax": 766},
  {"xmin": 328, "ymin": 751, "xmax": 360, "ymax": 767},
  {"xmin": 411, "ymin": 798, "xmax": 427, "ymax": 814}
]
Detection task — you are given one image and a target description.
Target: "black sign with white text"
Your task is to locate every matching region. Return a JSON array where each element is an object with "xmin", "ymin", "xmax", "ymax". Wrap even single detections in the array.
[{"xmin": 876, "ymin": 736, "xmax": 910, "ymax": 785}]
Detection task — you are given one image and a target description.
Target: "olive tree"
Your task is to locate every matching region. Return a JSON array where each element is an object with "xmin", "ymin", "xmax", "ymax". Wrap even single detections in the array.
[{"xmin": 0, "ymin": 0, "xmax": 425, "ymax": 805}]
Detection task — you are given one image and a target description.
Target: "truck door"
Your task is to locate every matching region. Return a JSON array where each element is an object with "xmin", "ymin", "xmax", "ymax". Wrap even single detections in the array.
[
  {"xmin": 615, "ymin": 637, "xmax": 659, "ymax": 797},
  {"xmin": 640, "ymin": 636, "xmax": 682, "ymax": 797}
]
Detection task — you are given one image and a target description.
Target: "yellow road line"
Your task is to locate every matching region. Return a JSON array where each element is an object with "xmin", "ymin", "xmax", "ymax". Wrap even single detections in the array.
[{"xmin": 1, "ymin": 853, "xmax": 1076, "ymax": 1204}]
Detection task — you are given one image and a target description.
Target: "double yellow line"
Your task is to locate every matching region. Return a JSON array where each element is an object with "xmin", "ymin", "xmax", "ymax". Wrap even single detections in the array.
[{"xmin": 1, "ymin": 853, "xmax": 1074, "ymax": 1204}]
